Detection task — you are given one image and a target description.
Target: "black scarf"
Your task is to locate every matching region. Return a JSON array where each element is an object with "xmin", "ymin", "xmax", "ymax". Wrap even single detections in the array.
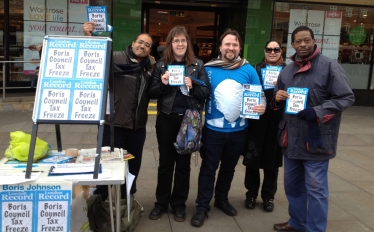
[{"xmin": 113, "ymin": 47, "xmax": 149, "ymax": 74}]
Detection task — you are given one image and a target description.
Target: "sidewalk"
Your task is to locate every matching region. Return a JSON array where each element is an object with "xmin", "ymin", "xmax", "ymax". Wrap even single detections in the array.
[{"xmin": 0, "ymin": 106, "xmax": 374, "ymax": 232}]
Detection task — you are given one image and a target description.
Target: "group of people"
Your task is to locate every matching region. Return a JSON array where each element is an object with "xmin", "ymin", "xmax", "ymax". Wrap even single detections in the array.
[{"xmin": 82, "ymin": 21, "xmax": 354, "ymax": 232}]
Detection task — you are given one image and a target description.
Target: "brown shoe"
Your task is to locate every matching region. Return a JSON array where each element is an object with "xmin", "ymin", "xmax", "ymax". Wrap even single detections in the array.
[{"xmin": 273, "ymin": 222, "xmax": 295, "ymax": 231}]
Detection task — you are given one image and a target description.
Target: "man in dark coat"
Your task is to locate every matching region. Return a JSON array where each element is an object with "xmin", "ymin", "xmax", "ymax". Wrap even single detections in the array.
[
  {"xmin": 273, "ymin": 26, "xmax": 354, "ymax": 232},
  {"xmin": 82, "ymin": 22, "xmax": 154, "ymax": 199}
]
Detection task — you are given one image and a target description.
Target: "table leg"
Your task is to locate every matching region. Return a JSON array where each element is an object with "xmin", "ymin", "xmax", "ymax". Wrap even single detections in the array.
[
  {"xmin": 108, "ymin": 185, "xmax": 115, "ymax": 232},
  {"xmin": 116, "ymin": 184, "xmax": 121, "ymax": 232}
]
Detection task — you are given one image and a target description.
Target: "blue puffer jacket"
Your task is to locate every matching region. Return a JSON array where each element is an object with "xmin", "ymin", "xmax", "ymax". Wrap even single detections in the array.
[{"xmin": 273, "ymin": 45, "xmax": 355, "ymax": 160}]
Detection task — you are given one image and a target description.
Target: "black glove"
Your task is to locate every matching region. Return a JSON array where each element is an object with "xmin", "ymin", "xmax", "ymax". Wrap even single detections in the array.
[
  {"xmin": 306, "ymin": 121, "xmax": 323, "ymax": 147},
  {"xmin": 296, "ymin": 107, "xmax": 316, "ymax": 121}
]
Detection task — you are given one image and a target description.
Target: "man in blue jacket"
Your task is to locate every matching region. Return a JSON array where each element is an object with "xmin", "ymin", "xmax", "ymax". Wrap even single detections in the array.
[
  {"xmin": 190, "ymin": 29, "xmax": 266, "ymax": 227},
  {"xmin": 273, "ymin": 26, "xmax": 355, "ymax": 232}
]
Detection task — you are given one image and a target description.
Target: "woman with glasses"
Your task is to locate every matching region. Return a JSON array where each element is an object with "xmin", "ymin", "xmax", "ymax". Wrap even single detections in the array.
[
  {"xmin": 243, "ymin": 40, "xmax": 286, "ymax": 212},
  {"xmin": 148, "ymin": 26, "xmax": 210, "ymax": 222}
]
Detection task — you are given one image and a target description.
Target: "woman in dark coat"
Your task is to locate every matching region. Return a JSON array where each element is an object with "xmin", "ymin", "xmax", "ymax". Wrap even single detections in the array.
[
  {"xmin": 243, "ymin": 40, "xmax": 286, "ymax": 212},
  {"xmin": 148, "ymin": 26, "xmax": 210, "ymax": 222}
]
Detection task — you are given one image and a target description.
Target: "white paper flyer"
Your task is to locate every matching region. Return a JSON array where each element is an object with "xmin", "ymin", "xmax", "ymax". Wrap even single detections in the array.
[
  {"xmin": 240, "ymin": 84, "xmax": 262, "ymax": 120},
  {"xmin": 285, "ymin": 87, "xmax": 309, "ymax": 114},
  {"xmin": 168, "ymin": 65, "xmax": 185, "ymax": 86},
  {"xmin": 261, "ymin": 66, "xmax": 282, "ymax": 90},
  {"xmin": 86, "ymin": 6, "xmax": 109, "ymax": 32}
]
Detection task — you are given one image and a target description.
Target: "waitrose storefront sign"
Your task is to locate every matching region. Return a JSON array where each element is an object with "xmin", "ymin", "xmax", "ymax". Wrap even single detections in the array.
[
  {"xmin": 23, "ymin": 0, "xmax": 88, "ymax": 75},
  {"xmin": 286, "ymin": 9, "xmax": 342, "ymax": 63}
]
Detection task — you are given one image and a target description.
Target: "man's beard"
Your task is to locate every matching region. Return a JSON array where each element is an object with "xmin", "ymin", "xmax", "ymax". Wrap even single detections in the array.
[{"xmin": 223, "ymin": 52, "xmax": 238, "ymax": 62}]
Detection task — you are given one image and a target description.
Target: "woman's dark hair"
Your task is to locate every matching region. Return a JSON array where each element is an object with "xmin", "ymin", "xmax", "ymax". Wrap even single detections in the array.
[
  {"xmin": 291, "ymin": 26, "xmax": 314, "ymax": 43},
  {"xmin": 163, "ymin": 26, "xmax": 194, "ymax": 66},
  {"xmin": 218, "ymin": 29, "xmax": 242, "ymax": 57},
  {"xmin": 264, "ymin": 40, "xmax": 281, "ymax": 48}
]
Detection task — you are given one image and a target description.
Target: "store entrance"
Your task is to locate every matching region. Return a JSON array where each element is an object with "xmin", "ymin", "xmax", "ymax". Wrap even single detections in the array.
[{"xmin": 143, "ymin": 6, "xmax": 219, "ymax": 63}]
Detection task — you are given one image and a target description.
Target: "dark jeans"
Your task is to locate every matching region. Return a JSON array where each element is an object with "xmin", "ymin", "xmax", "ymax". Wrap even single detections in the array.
[
  {"xmin": 244, "ymin": 166, "xmax": 279, "ymax": 200},
  {"xmin": 94, "ymin": 124, "xmax": 146, "ymax": 199},
  {"xmin": 155, "ymin": 112, "xmax": 192, "ymax": 211},
  {"xmin": 284, "ymin": 156, "xmax": 329, "ymax": 232},
  {"xmin": 196, "ymin": 126, "xmax": 247, "ymax": 213}
]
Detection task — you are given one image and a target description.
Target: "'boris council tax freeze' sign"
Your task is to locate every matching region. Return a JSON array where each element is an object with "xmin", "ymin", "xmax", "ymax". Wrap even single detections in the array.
[
  {"xmin": 33, "ymin": 36, "xmax": 111, "ymax": 122},
  {"xmin": 0, "ymin": 181, "xmax": 72, "ymax": 232}
]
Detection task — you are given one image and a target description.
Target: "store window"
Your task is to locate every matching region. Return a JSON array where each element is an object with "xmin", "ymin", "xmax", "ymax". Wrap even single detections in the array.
[
  {"xmin": 1, "ymin": 0, "xmax": 111, "ymax": 83},
  {"xmin": 273, "ymin": 3, "xmax": 374, "ymax": 89}
]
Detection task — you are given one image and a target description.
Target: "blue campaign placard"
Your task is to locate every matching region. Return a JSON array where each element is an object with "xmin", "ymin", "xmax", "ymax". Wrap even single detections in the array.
[
  {"xmin": 86, "ymin": 6, "xmax": 109, "ymax": 32},
  {"xmin": 168, "ymin": 65, "xmax": 185, "ymax": 86},
  {"xmin": 262, "ymin": 66, "xmax": 282, "ymax": 90},
  {"xmin": 285, "ymin": 87, "xmax": 309, "ymax": 114},
  {"xmin": 36, "ymin": 188, "xmax": 72, "ymax": 232},
  {"xmin": 33, "ymin": 36, "xmax": 110, "ymax": 122},
  {"xmin": 0, "ymin": 187, "xmax": 34, "ymax": 232},
  {"xmin": 240, "ymin": 84, "xmax": 262, "ymax": 120},
  {"xmin": 0, "ymin": 181, "xmax": 72, "ymax": 232}
]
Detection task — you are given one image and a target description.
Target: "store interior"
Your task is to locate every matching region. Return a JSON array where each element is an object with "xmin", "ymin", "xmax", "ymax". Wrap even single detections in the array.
[
  {"xmin": 147, "ymin": 8, "xmax": 216, "ymax": 62},
  {"xmin": 273, "ymin": 3, "xmax": 374, "ymax": 64}
]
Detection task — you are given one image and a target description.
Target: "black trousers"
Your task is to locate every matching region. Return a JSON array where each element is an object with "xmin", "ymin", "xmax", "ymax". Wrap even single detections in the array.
[
  {"xmin": 94, "ymin": 124, "xmax": 146, "ymax": 199},
  {"xmin": 244, "ymin": 166, "xmax": 279, "ymax": 201},
  {"xmin": 154, "ymin": 112, "xmax": 191, "ymax": 211},
  {"xmin": 196, "ymin": 127, "xmax": 247, "ymax": 213}
]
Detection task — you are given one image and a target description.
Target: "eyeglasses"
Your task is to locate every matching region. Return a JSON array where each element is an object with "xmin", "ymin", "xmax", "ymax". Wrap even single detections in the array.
[
  {"xmin": 293, "ymin": 38, "xmax": 313, "ymax": 45},
  {"xmin": 265, "ymin": 47, "xmax": 281, "ymax": 53},
  {"xmin": 135, "ymin": 39, "xmax": 151, "ymax": 48},
  {"xmin": 172, "ymin": 39, "xmax": 187, "ymax": 44}
]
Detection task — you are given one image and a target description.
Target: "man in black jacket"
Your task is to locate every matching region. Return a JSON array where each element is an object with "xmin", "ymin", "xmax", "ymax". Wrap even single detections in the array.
[{"xmin": 83, "ymin": 22, "xmax": 153, "ymax": 199}]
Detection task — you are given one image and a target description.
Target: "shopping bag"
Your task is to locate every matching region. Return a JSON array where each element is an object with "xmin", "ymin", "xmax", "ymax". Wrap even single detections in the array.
[
  {"xmin": 174, "ymin": 109, "xmax": 203, "ymax": 154},
  {"xmin": 71, "ymin": 191, "xmax": 92, "ymax": 232},
  {"xmin": 86, "ymin": 194, "xmax": 142, "ymax": 232},
  {"xmin": 4, "ymin": 131, "xmax": 51, "ymax": 161}
]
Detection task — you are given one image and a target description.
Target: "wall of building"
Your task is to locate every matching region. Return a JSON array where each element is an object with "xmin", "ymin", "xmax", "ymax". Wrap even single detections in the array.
[
  {"xmin": 214, "ymin": 0, "xmax": 273, "ymax": 64},
  {"xmin": 112, "ymin": 1, "xmax": 142, "ymax": 51},
  {"xmin": 110, "ymin": 0, "xmax": 274, "ymax": 62},
  {"xmin": 243, "ymin": 0, "xmax": 274, "ymax": 64}
]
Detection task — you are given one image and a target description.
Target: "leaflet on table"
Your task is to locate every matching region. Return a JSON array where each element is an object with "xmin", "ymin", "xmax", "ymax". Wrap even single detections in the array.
[
  {"xmin": 38, "ymin": 155, "xmax": 75, "ymax": 164},
  {"xmin": 0, "ymin": 181, "xmax": 72, "ymax": 232},
  {"xmin": 3, "ymin": 159, "xmax": 38, "ymax": 165},
  {"xmin": 261, "ymin": 66, "xmax": 282, "ymax": 90},
  {"xmin": 3, "ymin": 150, "xmax": 76, "ymax": 165},
  {"xmin": 168, "ymin": 65, "xmax": 185, "ymax": 86},
  {"xmin": 61, "ymin": 169, "xmax": 111, "ymax": 180},
  {"xmin": 285, "ymin": 87, "xmax": 309, "ymax": 114},
  {"xmin": 0, "ymin": 172, "xmax": 41, "ymax": 185},
  {"xmin": 123, "ymin": 150, "xmax": 135, "ymax": 161},
  {"xmin": 33, "ymin": 37, "xmax": 108, "ymax": 122},
  {"xmin": 48, "ymin": 163, "xmax": 102, "ymax": 176},
  {"xmin": 86, "ymin": 6, "xmax": 113, "ymax": 33},
  {"xmin": 240, "ymin": 84, "xmax": 262, "ymax": 120},
  {"xmin": 76, "ymin": 147, "xmax": 123, "ymax": 163}
]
